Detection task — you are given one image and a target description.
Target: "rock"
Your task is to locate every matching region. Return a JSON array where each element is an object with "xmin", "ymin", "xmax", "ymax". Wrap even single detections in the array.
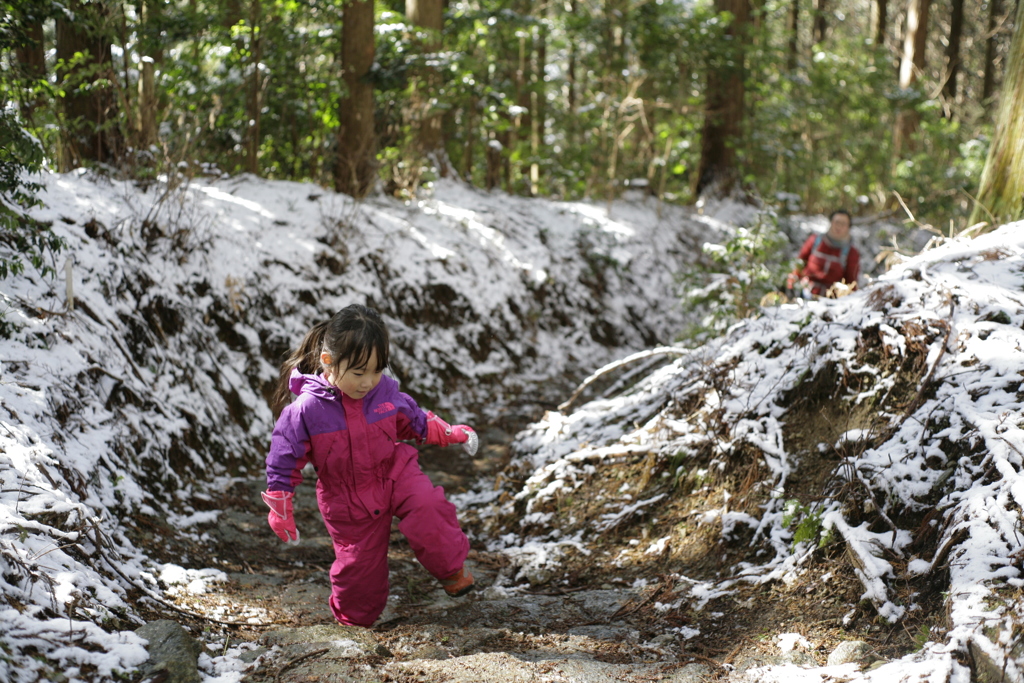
[
  {"xmin": 827, "ymin": 640, "xmax": 874, "ymax": 667},
  {"xmin": 238, "ymin": 647, "xmax": 268, "ymax": 663},
  {"xmin": 779, "ymin": 649, "xmax": 818, "ymax": 667},
  {"xmin": 260, "ymin": 624, "xmax": 377, "ymax": 654},
  {"xmin": 664, "ymin": 663, "xmax": 711, "ymax": 682},
  {"xmin": 566, "ymin": 624, "xmax": 639, "ymax": 641},
  {"xmin": 135, "ymin": 620, "xmax": 203, "ymax": 683}
]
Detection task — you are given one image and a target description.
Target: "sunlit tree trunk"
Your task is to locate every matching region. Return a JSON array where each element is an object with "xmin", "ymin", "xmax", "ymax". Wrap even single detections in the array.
[
  {"xmin": 695, "ymin": 0, "xmax": 749, "ymax": 198},
  {"xmin": 530, "ymin": 22, "xmax": 547, "ymax": 195},
  {"xmin": 406, "ymin": 0, "xmax": 446, "ymax": 173},
  {"xmin": 983, "ymin": 0, "xmax": 1002, "ymax": 101},
  {"xmin": 56, "ymin": 0, "xmax": 121, "ymax": 168},
  {"xmin": 138, "ymin": 0, "xmax": 164, "ymax": 149},
  {"xmin": 970, "ymin": 0, "xmax": 1024, "ymax": 227},
  {"xmin": 335, "ymin": 0, "xmax": 376, "ymax": 197},
  {"xmin": 892, "ymin": 0, "xmax": 931, "ymax": 157},
  {"xmin": 941, "ymin": 0, "xmax": 965, "ymax": 107}
]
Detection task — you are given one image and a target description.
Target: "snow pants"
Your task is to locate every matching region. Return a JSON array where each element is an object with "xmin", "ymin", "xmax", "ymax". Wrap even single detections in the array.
[{"xmin": 319, "ymin": 444, "xmax": 469, "ymax": 627}]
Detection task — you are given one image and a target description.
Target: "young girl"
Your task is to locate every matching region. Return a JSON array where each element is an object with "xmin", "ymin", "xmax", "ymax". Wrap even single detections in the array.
[{"xmin": 262, "ymin": 304, "xmax": 478, "ymax": 627}]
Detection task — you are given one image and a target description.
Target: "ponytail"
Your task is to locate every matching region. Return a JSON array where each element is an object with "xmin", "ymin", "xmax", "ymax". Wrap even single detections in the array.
[{"xmin": 271, "ymin": 320, "xmax": 329, "ymax": 418}]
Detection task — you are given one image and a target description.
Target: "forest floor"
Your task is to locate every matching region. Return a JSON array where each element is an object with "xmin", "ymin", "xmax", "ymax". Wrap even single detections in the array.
[{"xmin": 129, "ymin": 424, "xmax": 932, "ymax": 683}]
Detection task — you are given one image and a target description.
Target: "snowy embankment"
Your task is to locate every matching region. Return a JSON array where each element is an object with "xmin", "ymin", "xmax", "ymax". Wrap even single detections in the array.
[
  {"xmin": 487, "ymin": 225, "xmax": 1024, "ymax": 681},
  {"xmin": 0, "ymin": 171, "xmax": 707, "ymax": 681}
]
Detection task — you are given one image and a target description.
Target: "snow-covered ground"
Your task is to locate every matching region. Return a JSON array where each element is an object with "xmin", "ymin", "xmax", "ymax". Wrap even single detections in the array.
[
  {"xmin": 0, "ymin": 170, "xmax": 715, "ymax": 681},
  {"xmin": 492, "ymin": 223, "xmax": 1024, "ymax": 682},
  {"xmin": 4, "ymin": 167, "xmax": 1017, "ymax": 683}
]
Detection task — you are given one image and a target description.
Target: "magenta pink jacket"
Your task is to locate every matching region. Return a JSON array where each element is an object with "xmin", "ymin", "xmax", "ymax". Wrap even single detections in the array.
[{"xmin": 265, "ymin": 370, "xmax": 428, "ymax": 517}]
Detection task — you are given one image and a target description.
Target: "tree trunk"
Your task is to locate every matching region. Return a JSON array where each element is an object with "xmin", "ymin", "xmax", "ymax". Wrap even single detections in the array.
[
  {"xmin": 970, "ymin": 0, "xmax": 1024, "ymax": 227},
  {"xmin": 814, "ymin": 0, "xmax": 828, "ymax": 44},
  {"xmin": 14, "ymin": 19, "xmax": 46, "ymax": 122},
  {"xmin": 871, "ymin": 0, "xmax": 888, "ymax": 45},
  {"xmin": 335, "ymin": 0, "xmax": 376, "ymax": 197},
  {"xmin": 530, "ymin": 23, "xmax": 547, "ymax": 196},
  {"xmin": 788, "ymin": 0, "xmax": 799, "ymax": 71},
  {"xmin": 567, "ymin": 0, "xmax": 578, "ymax": 150},
  {"xmin": 406, "ymin": 0, "xmax": 446, "ymax": 172},
  {"xmin": 942, "ymin": 0, "xmax": 965, "ymax": 105},
  {"xmin": 137, "ymin": 0, "xmax": 165, "ymax": 149},
  {"xmin": 892, "ymin": 0, "xmax": 931, "ymax": 157},
  {"xmin": 695, "ymin": 0, "xmax": 749, "ymax": 199},
  {"xmin": 56, "ymin": 0, "xmax": 121, "ymax": 168},
  {"xmin": 983, "ymin": 0, "xmax": 1002, "ymax": 101},
  {"xmin": 246, "ymin": 0, "xmax": 264, "ymax": 175}
]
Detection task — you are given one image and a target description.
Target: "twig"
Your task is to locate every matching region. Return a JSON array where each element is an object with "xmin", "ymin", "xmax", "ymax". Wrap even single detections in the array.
[
  {"xmin": 275, "ymin": 647, "xmax": 330, "ymax": 683},
  {"xmin": 524, "ymin": 586, "xmax": 590, "ymax": 596},
  {"xmin": 558, "ymin": 346, "xmax": 692, "ymax": 412},
  {"xmin": 679, "ymin": 653, "xmax": 724, "ymax": 669},
  {"xmin": 892, "ymin": 191, "xmax": 931, "ymax": 231}
]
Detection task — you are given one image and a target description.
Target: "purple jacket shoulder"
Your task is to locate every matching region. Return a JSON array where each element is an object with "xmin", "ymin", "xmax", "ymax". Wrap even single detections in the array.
[{"xmin": 265, "ymin": 370, "xmax": 428, "ymax": 491}]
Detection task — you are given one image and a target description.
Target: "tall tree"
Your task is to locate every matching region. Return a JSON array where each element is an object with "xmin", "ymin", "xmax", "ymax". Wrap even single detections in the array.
[
  {"xmin": 694, "ymin": 0, "xmax": 749, "ymax": 198},
  {"xmin": 788, "ymin": 0, "xmax": 799, "ymax": 71},
  {"xmin": 13, "ymin": 16, "xmax": 45, "ymax": 122},
  {"xmin": 245, "ymin": 0, "xmax": 265, "ymax": 174},
  {"xmin": 137, "ymin": 0, "xmax": 165, "ymax": 149},
  {"xmin": 813, "ymin": 0, "xmax": 828, "ymax": 44},
  {"xmin": 983, "ymin": 0, "xmax": 1003, "ymax": 101},
  {"xmin": 970, "ymin": 0, "xmax": 1024, "ymax": 227},
  {"xmin": 406, "ymin": 0, "xmax": 446, "ymax": 170},
  {"xmin": 941, "ymin": 0, "xmax": 965, "ymax": 106},
  {"xmin": 56, "ymin": 0, "xmax": 121, "ymax": 167},
  {"xmin": 892, "ymin": 0, "xmax": 931, "ymax": 157},
  {"xmin": 871, "ymin": 0, "xmax": 888, "ymax": 45},
  {"xmin": 335, "ymin": 0, "xmax": 376, "ymax": 196}
]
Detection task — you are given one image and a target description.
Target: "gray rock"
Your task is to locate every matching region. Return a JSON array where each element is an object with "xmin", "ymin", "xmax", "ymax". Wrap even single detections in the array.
[
  {"xmin": 135, "ymin": 620, "xmax": 202, "ymax": 683},
  {"xmin": 566, "ymin": 624, "xmax": 639, "ymax": 641},
  {"xmin": 827, "ymin": 640, "xmax": 874, "ymax": 667},
  {"xmin": 238, "ymin": 646, "xmax": 268, "ymax": 663},
  {"xmin": 260, "ymin": 623, "xmax": 377, "ymax": 653},
  {"xmin": 664, "ymin": 663, "xmax": 711, "ymax": 682},
  {"xmin": 779, "ymin": 649, "xmax": 818, "ymax": 667}
]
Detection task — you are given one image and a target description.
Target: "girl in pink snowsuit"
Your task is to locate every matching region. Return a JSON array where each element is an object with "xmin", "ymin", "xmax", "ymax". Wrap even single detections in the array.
[{"xmin": 262, "ymin": 304, "xmax": 476, "ymax": 627}]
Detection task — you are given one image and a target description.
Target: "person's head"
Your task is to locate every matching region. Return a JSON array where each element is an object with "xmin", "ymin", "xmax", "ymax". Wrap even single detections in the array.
[
  {"xmin": 828, "ymin": 210, "xmax": 852, "ymax": 241},
  {"xmin": 272, "ymin": 304, "xmax": 390, "ymax": 414},
  {"xmin": 319, "ymin": 304, "xmax": 390, "ymax": 399}
]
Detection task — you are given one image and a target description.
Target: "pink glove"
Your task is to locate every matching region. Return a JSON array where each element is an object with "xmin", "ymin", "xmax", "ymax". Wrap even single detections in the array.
[
  {"xmin": 425, "ymin": 411, "xmax": 479, "ymax": 456},
  {"xmin": 261, "ymin": 490, "xmax": 299, "ymax": 544}
]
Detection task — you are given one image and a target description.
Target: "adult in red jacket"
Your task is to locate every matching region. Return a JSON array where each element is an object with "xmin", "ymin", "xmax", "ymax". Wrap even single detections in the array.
[{"xmin": 788, "ymin": 210, "xmax": 860, "ymax": 298}]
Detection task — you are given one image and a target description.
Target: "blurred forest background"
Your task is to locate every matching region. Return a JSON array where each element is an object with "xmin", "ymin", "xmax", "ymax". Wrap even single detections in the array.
[{"xmin": 1, "ymin": 0, "xmax": 1022, "ymax": 237}]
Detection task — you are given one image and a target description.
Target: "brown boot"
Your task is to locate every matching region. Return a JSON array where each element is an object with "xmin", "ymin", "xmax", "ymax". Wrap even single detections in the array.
[{"xmin": 440, "ymin": 565, "xmax": 475, "ymax": 598}]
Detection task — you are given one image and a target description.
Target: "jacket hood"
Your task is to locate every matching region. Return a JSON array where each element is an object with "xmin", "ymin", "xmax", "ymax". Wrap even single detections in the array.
[{"xmin": 289, "ymin": 369, "xmax": 340, "ymax": 401}]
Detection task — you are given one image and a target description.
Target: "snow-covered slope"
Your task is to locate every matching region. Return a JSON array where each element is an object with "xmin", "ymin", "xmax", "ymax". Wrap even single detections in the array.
[
  {"xmin": 490, "ymin": 224, "xmax": 1024, "ymax": 681},
  {"xmin": 0, "ymin": 171, "xmax": 710, "ymax": 681}
]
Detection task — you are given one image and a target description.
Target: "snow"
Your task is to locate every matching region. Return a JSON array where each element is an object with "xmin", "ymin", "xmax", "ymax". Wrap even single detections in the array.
[
  {"xmin": 0, "ymin": 169, "xmax": 711, "ymax": 679},
  {"xmin": 493, "ymin": 221, "xmax": 1024, "ymax": 680},
  {"xmin": 5, "ymin": 166, "xmax": 1024, "ymax": 681}
]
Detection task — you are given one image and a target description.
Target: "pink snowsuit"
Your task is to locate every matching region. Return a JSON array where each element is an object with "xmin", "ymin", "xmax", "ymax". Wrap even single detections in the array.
[{"xmin": 265, "ymin": 370, "xmax": 470, "ymax": 626}]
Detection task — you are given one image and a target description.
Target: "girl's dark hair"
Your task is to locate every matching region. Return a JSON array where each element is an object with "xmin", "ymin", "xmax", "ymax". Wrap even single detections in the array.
[
  {"xmin": 272, "ymin": 304, "xmax": 390, "ymax": 417},
  {"xmin": 829, "ymin": 209, "xmax": 852, "ymax": 222}
]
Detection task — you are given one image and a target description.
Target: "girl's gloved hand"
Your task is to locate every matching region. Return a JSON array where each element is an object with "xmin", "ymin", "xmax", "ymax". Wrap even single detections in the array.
[
  {"xmin": 261, "ymin": 490, "xmax": 300, "ymax": 544},
  {"xmin": 425, "ymin": 411, "xmax": 479, "ymax": 456}
]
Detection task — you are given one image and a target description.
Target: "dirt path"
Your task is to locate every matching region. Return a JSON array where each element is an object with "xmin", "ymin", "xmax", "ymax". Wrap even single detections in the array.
[{"xmin": 137, "ymin": 427, "xmax": 916, "ymax": 682}]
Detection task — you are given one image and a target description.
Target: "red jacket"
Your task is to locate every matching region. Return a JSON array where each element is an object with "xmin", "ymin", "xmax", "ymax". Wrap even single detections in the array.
[{"xmin": 795, "ymin": 234, "xmax": 860, "ymax": 295}]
